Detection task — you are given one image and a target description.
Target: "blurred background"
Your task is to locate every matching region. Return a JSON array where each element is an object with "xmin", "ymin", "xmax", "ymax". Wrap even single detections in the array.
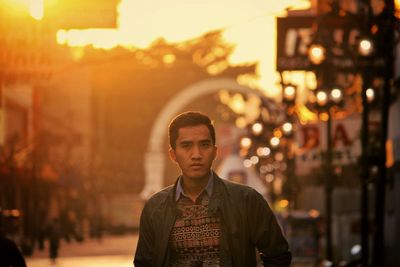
[{"xmin": 1, "ymin": 0, "xmax": 400, "ymax": 266}]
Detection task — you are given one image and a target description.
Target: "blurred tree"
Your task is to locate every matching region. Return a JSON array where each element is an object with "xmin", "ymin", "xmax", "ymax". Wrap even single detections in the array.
[{"xmin": 79, "ymin": 30, "xmax": 257, "ymax": 194}]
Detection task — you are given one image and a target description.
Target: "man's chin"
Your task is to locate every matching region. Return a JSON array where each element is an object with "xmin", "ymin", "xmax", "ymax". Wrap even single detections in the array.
[{"xmin": 185, "ymin": 171, "xmax": 209, "ymax": 180}]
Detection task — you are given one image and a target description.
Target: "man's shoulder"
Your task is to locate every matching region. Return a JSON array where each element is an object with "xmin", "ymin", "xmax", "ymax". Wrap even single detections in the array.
[
  {"xmin": 145, "ymin": 184, "xmax": 174, "ymax": 205},
  {"xmin": 0, "ymin": 236, "xmax": 17, "ymax": 250},
  {"xmin": 215, "ymin": 175, "xmax": 260, "ymax": 196}
]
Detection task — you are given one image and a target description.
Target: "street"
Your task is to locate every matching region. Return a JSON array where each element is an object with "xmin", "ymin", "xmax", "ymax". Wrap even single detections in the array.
[
  {"xmin": 26, "ymin": 255, "xmax": 133, "ymax": 267},
  {"xmin": 25, "ymin": 233, "xmax": 138, "ymax": 267},
  {"xmin": 24, "ymin": 232, "xmax": 316, "ymax": 267}
]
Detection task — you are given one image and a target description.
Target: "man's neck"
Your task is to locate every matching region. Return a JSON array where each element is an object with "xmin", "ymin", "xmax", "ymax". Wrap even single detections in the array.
[{"xmin": 181, "ymin": 173, "xmax": 211, "ymax": 202}]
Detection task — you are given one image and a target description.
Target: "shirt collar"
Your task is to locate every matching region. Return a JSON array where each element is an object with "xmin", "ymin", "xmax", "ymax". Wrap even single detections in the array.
[{"xmin": 175, "ymin": 171, "xmax": 214, "ymax": 201}]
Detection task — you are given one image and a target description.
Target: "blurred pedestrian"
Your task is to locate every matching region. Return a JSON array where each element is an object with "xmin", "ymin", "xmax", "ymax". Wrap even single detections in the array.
[
  {"xmin": 134, "ymin": 111, "xmax": 292, "ymax": 266},
  {"xmin": 47, "ymin": 218, "xmax": 61, "ymax": 264},
  {"xmin": 0, "ymin": 208, "xmax": 26, "ymax": 267}
]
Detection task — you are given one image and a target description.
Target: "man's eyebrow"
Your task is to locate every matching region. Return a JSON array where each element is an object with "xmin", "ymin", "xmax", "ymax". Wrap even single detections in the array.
[
  {"xmin": 178, "ymin": 140, "xmax": 193, "ymax": 145},
  {"xmin": 178, "ymin": 139, "xmax": 212, "ymax": 144}
]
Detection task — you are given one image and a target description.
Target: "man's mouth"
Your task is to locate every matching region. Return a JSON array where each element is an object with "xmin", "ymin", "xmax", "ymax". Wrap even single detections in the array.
[{"xmin": 190, "ymin": 164, "xmax": 203, "ymax": 168}]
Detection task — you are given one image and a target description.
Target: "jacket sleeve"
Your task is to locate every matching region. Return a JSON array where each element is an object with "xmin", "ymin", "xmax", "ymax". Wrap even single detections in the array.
[
  {"xmin": 10, "ymin": 240, "xmax": 27, "ymax": 267},
  {"xmin": 134, "ymin": 202, "xmax": 154, "ymax": 267},
  {"xmin": 247, "ymin": 190, "xmax": 292, "ymax": 267}
]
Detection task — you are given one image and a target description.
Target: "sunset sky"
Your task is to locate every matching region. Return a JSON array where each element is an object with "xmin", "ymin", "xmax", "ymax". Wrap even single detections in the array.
[{"xmin": 53, "ymin": 0, "xmax": 310, "ymax": 97}]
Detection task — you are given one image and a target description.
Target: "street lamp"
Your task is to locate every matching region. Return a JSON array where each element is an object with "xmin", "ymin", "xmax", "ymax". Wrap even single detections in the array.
[
  {"xmin": 306, "ymin": 86, "xmax": 340, "ymax": 262},
  {"xmin": 308, "ymin": 44, "xmax": 326, "ymax": 65},
  {"xmin": 283, "ymin": 84, "xmax": 297, "ymax": 103},
  {"xmin": 251, "ymin": 122, "xmax": 264, "ymax": 136},
  {"xmin": 275, "ymin": 0, "xmax": 397, "ymax": 264},
  {"xmin": 303, "ymin": 3, "xmax": 385, "ymax": 262},
  {"xmin": 282, "ymin": 122, "xmax": 293, "ymax": 136},
  {"xmin": 357, "ymin": 37, "xmax": 375, "ymax": 57},
  {"xmin": 366, "ymin": 88, "xmax": 375, "ymax": 102},
  {"xmin": 330, "ymin": 88, "xmax": 343, "ymax": 104},
  {"xmin": 240, "ymin": 137, "xmax": 252, "ymax": 149}
]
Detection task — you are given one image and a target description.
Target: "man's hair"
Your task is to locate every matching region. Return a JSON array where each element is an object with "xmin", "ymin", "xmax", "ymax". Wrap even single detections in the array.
[{"xmin": 168, "ymin": 111, "xmax": 216, "ymax": 149}]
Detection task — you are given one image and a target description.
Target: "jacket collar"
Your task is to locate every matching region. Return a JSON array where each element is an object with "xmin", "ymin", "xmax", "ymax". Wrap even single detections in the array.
[
  {"xmin": 174, "ymin": 171, "xmax": 215, "ymax": 201},
  {"xmin": 166, "ymin": 171, "xmax": 227, "ymax": 209}
]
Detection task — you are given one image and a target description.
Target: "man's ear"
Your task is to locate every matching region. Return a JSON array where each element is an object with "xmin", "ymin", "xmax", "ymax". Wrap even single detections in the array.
[{"xmin": 169, "ymin": 148, "xmax": 177, "ymax": 162}]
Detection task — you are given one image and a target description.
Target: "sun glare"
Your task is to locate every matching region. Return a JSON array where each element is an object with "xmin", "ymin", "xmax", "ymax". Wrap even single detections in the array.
[
  {"xmin": 57, "ymin": 0, "xmax": 308, "ymax": 50},
  {"xmin": 28, "ymin": 0, "xmax": 43, "ymax": 20},
  {"xmin": 52, "ymin": 0, "xmax": 308, "ymax": 96},
  {"xmin": 57, "ymin": 29, "xmax": 120, "ymax": 49}
]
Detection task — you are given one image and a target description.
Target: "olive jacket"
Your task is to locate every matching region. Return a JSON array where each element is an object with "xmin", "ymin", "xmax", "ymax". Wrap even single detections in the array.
[{"xmin": 134, "ymin": 172, "xmax": 292, "ymax": 267}]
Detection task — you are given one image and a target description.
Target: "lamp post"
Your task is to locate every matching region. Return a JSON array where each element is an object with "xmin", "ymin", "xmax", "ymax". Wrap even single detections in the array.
[
  {"xmin": 310, "ymin": 87, "xmax": 342, "ymax": 262},
  {"xmin": 372, "ymin": 1, "xmax": 396, "ymax": 265},
  {"xmin": 281, "ymin": 83, "xmax": 299, "ymax": 209},
  {"xmin": 308, "ymin": 35, "xmax": 336, "ymax": 260},
  {"xmin": 276, "ymin": 0, "xmax": 397, "ymax": 264},
  {"xmin": 358, "ymin": 32, "xmax": 375, "ymax": 267},
  {"xmin": 305, "ymin": 3, "xmax": 380, "ymax": 262}
]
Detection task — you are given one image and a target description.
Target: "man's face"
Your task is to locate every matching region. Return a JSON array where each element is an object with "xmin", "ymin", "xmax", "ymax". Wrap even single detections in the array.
[{"xmin": 169, "ymin": 124, "xmax": 217, "ymax": 182}]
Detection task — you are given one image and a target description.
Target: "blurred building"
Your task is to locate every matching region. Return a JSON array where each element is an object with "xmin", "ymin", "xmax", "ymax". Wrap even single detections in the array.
[
  {"xmin": 276, "ymin": 0, "xmax": 400, "ymax": 265},
  {"xmin": 0, "ymin": 0, "xmax": 119, "ymax": 250},
  {"xmin": 0, "ymin": 1, "xmax": 56, "ymax": 248}
]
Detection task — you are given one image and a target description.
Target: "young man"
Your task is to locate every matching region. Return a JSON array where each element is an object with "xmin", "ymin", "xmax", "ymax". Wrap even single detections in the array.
[{"xmin": 134, "ymin": 111, "xmax": 291, "ymax": 266}]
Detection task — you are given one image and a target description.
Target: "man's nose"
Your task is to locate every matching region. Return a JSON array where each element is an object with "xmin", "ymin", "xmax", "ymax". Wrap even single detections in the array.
[{"xmin": 191, "ymin": 145, "xmax": 202, "ymax": 158}]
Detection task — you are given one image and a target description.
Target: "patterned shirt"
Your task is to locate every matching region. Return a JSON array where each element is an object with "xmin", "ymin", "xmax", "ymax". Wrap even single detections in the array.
[{"xmin": 169, "ymin": 176, "xmax": 221, "ymax": 267}]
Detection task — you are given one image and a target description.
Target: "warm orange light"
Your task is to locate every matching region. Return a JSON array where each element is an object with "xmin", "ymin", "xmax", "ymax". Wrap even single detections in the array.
[
  {"xmin": 52, "ymin": 0, "xmax": 308, "ymax": 99},
  {"xmin": 396, "ymin": 0, "xmax": 400, "ymax": 19},
  {"xmin": 2, "ymin": 209, "xmax": 21, "ymax": 217},
  {"xmin": 282, "ymin": 122, "xmax": 293, "ymax": 134},
  {"xmin": 270, "ymin": 137, "xmax": 280, "ymax": 147},
  {"xmin": 274, "ymin": 152, "xmax": 284, "ymax": 161},
  {"xmin": 297, "ymin": 103, "xmax": 318, "ymax": 124},
  {"xmin": 309, "ymin": 209, "xmax": 320, "ymax": 218},
  {"xmin": 56, "ymin": 30, "xmax": 68, "ymax": 45},
  {"xmin": 308, "ymin": 44, "xmax": 326, "ymax": 64},
  {"xmin": 319, "ymin": 112, "xmax": 329, "ymax": 121},
  {"xmin": 265, "ymin": 174, "xmax": 274, "ymax": 183},
  {"xmin": 28, "ymin": 0, "xmax": 43, "ymax": 20},
  {"xmin": 316, "ymin": 91, "xmax": 328, "ymax": 106},
  {"xmin": 243, "ymin": 159, "xmax": 253, "ymax": 168},
  {"xmin": 257, "ymin": 147, "xmax": 271, "ymax": 157},
  {"xmin": 366, "ymin": 88, "xmax": 375, "ymax": 103},
  {"xmin": 250, "ymin": 155, "xmax": 259, "ymax": 165},
  {"xmin": 218, "ymin": 90, "xmax": 230, "ymax": 105},
  {"xmin": 358, "ymin": 38, "xmax": 374, "ymax": 56},
  {"xmin": 252, "ymin": 122, "xmax": 264, "ymax": 136},
  {"xmin": 330, "ymin": 88, "xmax": 343, "ymax": 103},
  {"xmin": 61, "ymin": 29, "xmax": 119, "ymax": 49},
  {"xmin": 235, "ymin": 117, "xmax": 247, "ymax": 129},
  {"xmin": 273, "ymin": 128, "xmax": 283, "ymax": 138},
  {"xmin": 230, "ymin": 93, "xmax": 246, "ymax": 114},
  {"xmin": 278, "ymin": 199, "xmax": 289, "ymax": 209},
  {"xmin": 240, "ymin": 137, "xmax": 252, "ymax": 149},
  {"xmin": 207, "ymin": 62, "xmax": 228, "ymax": 75},
  {"xmin": 283, "ymin": 85, "xmax": 296, "ymax": 101},
  {"xmin": 163, "ymin": 54, "xmax": 176, "ymax": 65}
]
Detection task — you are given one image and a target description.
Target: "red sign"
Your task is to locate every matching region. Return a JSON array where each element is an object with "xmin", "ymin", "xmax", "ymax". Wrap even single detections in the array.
[{"xmin": 295, "ymin": 116, "xmax": 361, "ymax": 175}]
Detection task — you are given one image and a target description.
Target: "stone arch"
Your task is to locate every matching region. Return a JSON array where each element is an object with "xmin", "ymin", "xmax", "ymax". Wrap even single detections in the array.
[{"xmin": 141, "ymin": 77, "xmax": 279, "ymax": 198}]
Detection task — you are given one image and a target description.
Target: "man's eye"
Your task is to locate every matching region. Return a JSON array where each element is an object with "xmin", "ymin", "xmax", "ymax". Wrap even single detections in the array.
[{"xmin": 201, "ymin": 143, "xmax": 211, "ymax": 148}]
